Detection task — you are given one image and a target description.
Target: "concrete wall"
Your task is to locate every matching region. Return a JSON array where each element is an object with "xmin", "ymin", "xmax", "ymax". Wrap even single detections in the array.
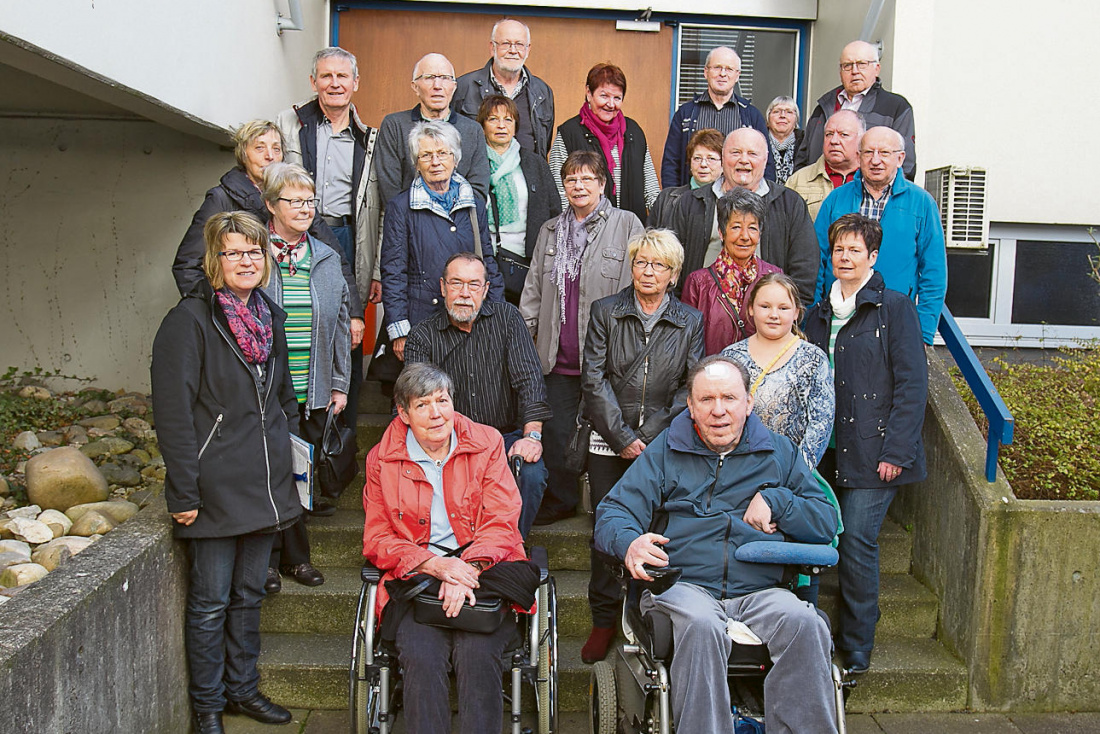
[
  {"xmin": 0, "ymin": 119, "xmax": 231, "ymax": 391},
  {"xmin": 892, "ymin": 351, "xmax": 1100, "ymax": 711},
  {"xmin": 805, "ymin": 0, "xmax": 897, "ymax": 116},
  {"xmin": 0, "ymin": 1, "xmax": 328, "ymax": 139},
  {"xmin": 0, "ymin": 498, "xmax": 189, "ymax": 732}
]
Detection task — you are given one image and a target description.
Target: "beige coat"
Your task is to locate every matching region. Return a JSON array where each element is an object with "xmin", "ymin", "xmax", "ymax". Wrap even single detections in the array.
[
  {"xmin": 519, "ymin": 200, "xmax": 644, "ymax": 374},
  {"xmin": 784, "ymin": 155, "xmax": 835, "ymax": 222}
]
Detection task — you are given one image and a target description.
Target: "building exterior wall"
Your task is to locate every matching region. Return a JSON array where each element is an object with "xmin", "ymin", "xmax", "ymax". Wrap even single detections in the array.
[{"xmin": 0, "ymin": 119, "xmax": 230, "ymax": 391}]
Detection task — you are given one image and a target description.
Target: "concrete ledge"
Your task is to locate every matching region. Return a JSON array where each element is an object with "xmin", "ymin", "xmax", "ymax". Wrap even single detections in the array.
[
  {"xmin": 893, "ymin": 350, "xmax": 1100, "ymax": 711},
  {"xmin": 0, "ymin": 496, "xmax": 189, "ymax": 731}
]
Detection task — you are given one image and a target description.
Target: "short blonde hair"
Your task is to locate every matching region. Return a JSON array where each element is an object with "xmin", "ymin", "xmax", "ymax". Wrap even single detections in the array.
[
  {"xmin": 203, "ymin": 211, "xmax": 271, "ymax": 291},
  {"xmin": 232, "ymin": 120, "xmax": 283, "ymax": 171},
  {"xmin": 627, "ymin": 228, "xmax": 685, "ymax": 284},
  {"xmin": 261, "ymin": 162, "xmax": 315, "ymax": 205}
]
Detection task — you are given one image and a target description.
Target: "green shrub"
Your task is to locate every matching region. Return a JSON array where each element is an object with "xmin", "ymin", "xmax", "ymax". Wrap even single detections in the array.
[{"xmin": 951, "ymin": 347, "xmax": 1100, "ymax": 501}]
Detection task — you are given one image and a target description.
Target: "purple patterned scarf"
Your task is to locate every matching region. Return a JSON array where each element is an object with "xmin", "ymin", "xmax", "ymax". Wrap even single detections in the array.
[{"xmin": 216, "ymin": 289, "xmax": 273, "ymax": 364}]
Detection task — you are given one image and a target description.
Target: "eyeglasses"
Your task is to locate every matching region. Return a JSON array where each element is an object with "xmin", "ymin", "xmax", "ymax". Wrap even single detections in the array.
[
  {"xmin": 840, "ymin": 60, "xmax": 877, "ymax": 72},
  {"xmin": 859, "ymin": 149, "xmax": 901, "ymax": 160},
  {"xmin": 417, "ymin": 150, "xmax": 455, "ymax": 163},
  {"xmin": 413, "ymin": 73, "xmax": 456, "ymax": 84},
  {"xmin": 492, "ymin": 40, "xmax": 529, "ymax": 50},
  {"xmin": 564, "ymin": 175, "xmax": 600, "ymax": 188},
  {"xmin": 219, "ymin": 249, "xmax": 266, "ymax": 262},
  {"xmin": 691, "ymin": 155, "xmax": 722, "ymax": 166},
  {"xmin": 706, "ymin": 64, "xmax": 740, "ymax": 76},
  {"xmin": 444, "ymin": 279, "xmax": 486, "ymax": 292},
  {"xmin": 632, "ymin": 259, "xmax": 673, "ymax": 274},
  {"xmin": 277, "ymin": 197, "xmax": 319, "ymax": 210}
]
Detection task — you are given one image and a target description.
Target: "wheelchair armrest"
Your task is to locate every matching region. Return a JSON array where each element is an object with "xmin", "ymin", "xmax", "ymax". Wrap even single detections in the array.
[
  {"xmin": 361, "ymin": 560, "xmax": 383, "ymax": 584},
  {"xmin": 529, "ymin": 546, "xmax": 550, "ymax": 584},
  {"xmin": 734, "ymin": 541, "xmax": 839, "ymax": 568}
]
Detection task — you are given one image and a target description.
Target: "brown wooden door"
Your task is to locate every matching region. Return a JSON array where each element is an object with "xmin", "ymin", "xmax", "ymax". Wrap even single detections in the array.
[{"xmin": 338, "ymin": 8, "xmax": 673, "ymax": 183}]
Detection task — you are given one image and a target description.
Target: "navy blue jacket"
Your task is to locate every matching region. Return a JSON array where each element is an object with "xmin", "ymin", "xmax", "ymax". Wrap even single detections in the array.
[
  {"xmin": 594, "ymin": 410, "xmax": 838, "ymax": 599},
  {"xmin": 804, "ymin": 271, "xmax": 928, "ymax": 488},
  {"xmin": 660, "ymin": 93, "xmax": 774, "ymax": 187}
]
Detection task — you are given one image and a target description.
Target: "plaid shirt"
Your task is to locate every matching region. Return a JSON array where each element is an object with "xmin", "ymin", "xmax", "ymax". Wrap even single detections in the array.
[{"xmin": 859, "ymin": 176, "xmax": 895, "ymax": 220}]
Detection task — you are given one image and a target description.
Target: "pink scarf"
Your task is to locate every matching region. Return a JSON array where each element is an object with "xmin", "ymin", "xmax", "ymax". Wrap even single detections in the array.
[{"xmin": 578, "ymin": 102, "xmax": 625, "ymax": 196}]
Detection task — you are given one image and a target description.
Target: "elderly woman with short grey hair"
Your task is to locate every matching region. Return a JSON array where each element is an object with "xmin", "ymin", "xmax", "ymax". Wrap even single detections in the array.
[
  {"xmin": 259, "ymin": 161, "xmax": 352, "ymax": 591},
  {"xmin": 380, "ymin": 120, "xmax": 504, "ymax": 362},
  {"xmin": 765, "ymin": 95, "xmax": 803, "ymax": 184}
]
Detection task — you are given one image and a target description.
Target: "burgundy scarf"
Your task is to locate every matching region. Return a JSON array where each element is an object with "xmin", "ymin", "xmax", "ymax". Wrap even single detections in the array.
[
  {"xmin": 216, "ymin": 289, "xmax": 273, "ymax": 364},
  {"xmin": 578, "ymin": 102, "xmax": 625, "ymax": 196},
  {"xmin": 712, "ymin": 251, "xmax": 759, "ymax": 314}
]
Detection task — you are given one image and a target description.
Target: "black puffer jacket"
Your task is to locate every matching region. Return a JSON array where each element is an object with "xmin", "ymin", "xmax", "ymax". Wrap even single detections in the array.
[
  {"xmin": 803, "ymin": 272, "xmax": 928, "ymax": 488},
  {"xmin": 171, "ymin": 166, "xmax": 363, "ymax": 315},
  {"xmin": 582, "ymin": 287, "xmax": 705, "ymax": 454},
  {"xmin": 151, "ymin": 283, "xmax": 303, "ymax": 539}
]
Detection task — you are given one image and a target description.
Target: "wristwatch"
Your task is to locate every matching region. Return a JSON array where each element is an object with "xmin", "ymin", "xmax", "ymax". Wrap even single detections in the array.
[{"xmin": 524, "ymin": 431, "xmax": 543, "ymax": 442}]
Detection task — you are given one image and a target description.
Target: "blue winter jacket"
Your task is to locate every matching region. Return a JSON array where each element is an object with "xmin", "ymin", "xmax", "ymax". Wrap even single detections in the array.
[
  {"xmin": 594, "ymin": 410, "xmax": 838, "ymax": 600},
  {"xmin": 814, "ymin": 171, "xmax": 947, "ymax": 344},
  {"xmin": 660, "ymin": 93, "xmax": 774, "ymax": 188}
]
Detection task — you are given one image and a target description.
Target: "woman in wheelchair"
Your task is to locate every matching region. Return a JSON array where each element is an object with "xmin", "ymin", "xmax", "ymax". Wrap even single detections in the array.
[{"xmin": 361, "ymin": 363, "xmax": 538, "ymax": 733}]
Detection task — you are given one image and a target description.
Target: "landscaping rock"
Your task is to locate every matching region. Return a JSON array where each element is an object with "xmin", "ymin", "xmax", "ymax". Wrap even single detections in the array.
[
  {"xmin": 25, "ymin": 447, "xmax": 110, "ymax": 511},
  {"xmin": 79, "ymin": 398, "xmax": 108, "ymax": 413},
  {"xmin": 37, "ymin": 535, "xmax": 94, "ymax": 557},
  {"xmin": 36, "ymin": 509, "xmax": 72, "ymax": 537},
  {"xmin": 130, "ymin": 448, "xmax": 151, "ymax": 464},
  {"xmin": 0, "ymin": 477, "xmax": 8, "ymax": 497},
  {"xmin": 7, "ymin": 505, "xmax": 42, "ymax": 520},
  {"xmin": 12, "ymin": 431, "xmax": 41, "ymax": 451},
  {"xmin": 114, "ymin": 453, "xmax": 143, "ymax": 468},
  {"xmin": 0, "ymin": 519, "xmax": 12, "ymax": 540},
  {"xmin": 9, "ymin": 517, "xmax": 53, "ymax": 544},
  {"xmin": 62, "ymin": 424, "xmax": 89, "ymax": 445},
  {"xmin": 18, "ymin": 385, "xmax": 52, "ymax": 400},
  {"xmin": 97, "ymin": 462, "xmax": 141, "ymax": 487},
  {"xmin": 66, "ymin": 500, "xmax": 139, "ymax": 524},
  {"xmin": 109, "ymin": 394, "xmax": 149, "ymax": 414},
  {"xmin": 80, "ymin": 437, "xmax": 134, "ymax": 458},
  {"xmin": 122, "ymin": 417, "xmax": 151, "ymax": 434},
  {"xmin": 0, "ymin": 540, "xmax": 31, "ymax": 560},
  {"xmin": 0, "ymin": 563, "xmax": 49, "ymax": 587},
  {"xmin": 31, "ymin": 543, "xmax": 71, "ymax": 571},
  {"xmin": 127, "ymin": 488, "xmax": 155, "ymax": 507},
  {"xmin": 69, "ymin": 510, "xmax": 115, "ymax": 537},
  {"xmin": 36, "ymin": 430, "xmax": 64, "ymax": 447},
  {"xmin": 140, "ymin": 465, "xmax": 167, "ymax": 482},
  {"xmin": 78, "ymin": 415, "xmax": 120, "ymax": 431},
  {"xmin": 0, "ymin": 552, "xmax": 26, "ymax": 569}
]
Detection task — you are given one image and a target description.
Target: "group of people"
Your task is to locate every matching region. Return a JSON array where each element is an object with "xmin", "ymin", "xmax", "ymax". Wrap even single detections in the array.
[{"xmin": 151, "ymin": 20, "xmax": 943, "ymax": 734}]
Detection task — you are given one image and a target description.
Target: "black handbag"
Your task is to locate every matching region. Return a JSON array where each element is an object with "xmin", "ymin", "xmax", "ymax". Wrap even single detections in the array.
[
  {"xmin": 366, "ymin": 324, "xmax": 403, "ymax": 383},
  {"xmin": 496, "ymin": 249, "xmax": 531, "ymax": 302},
  {"xmin": 317, "ymin": 409, "xmax": 357, "ymax": 493},
  {"xmin": 413, "ymin": 592, "xmax": 508, "ymax": 634},
  {"xmin": 563, "ymin": 413, "xmax": 593, "ymax": 474}
]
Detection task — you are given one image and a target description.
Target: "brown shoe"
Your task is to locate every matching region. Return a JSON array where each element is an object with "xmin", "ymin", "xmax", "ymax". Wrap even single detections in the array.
[
  {"xmin": 280, "ymin": 563, "xmax": 324, "ymax": 587},
  {"xmin": 582, "ymin": 626, "xmax": 616, "ymax": 664}
]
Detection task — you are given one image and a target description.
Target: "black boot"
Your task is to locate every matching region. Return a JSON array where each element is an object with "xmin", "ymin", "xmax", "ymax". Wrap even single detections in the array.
[{"xmin": 191, "ymin": 711, "xmax": 225, "ymax": 734}]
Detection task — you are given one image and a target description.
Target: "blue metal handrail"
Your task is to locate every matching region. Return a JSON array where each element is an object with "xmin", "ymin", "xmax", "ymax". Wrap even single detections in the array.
[{"xmin": 938, "ymin": 308, "xmax": 1015, "ymax": 482}]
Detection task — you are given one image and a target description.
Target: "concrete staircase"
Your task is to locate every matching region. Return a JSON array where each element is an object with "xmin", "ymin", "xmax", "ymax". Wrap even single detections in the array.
[{"xmin": 254, "ymin": 383, "xmax": 967, "ymax": 715}]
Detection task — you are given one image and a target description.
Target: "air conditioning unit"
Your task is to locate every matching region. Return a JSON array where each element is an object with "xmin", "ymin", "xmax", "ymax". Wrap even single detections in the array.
[{"xmin": 924, "ymin": 166, "xmax": 988, "ymax": 249}]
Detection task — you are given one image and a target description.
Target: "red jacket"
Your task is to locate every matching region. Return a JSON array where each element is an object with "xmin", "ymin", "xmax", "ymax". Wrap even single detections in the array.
[
  {"xmin": 362, "ymin": 413, "xmax": 527, "ymax": 613},
  {"xmin": 681, "ymin": 259, "xmax": 783, "ymax": 355}
]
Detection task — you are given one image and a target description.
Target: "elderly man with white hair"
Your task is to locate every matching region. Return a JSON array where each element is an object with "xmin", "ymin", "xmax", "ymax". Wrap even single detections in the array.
[
  {"xmin": 376, "ymin": 53, "xmax": 490, "ymax": 205},
  {"xmin": 451, "ymin": 18, "xmax": 555, "ymax": 157},
  {"xmin": 794, "ymin": 41, "xmax": 916, "ymax": 180},
  {"xmin": 661, "ymin": 46, "xmax": 772, "ymax": 188},
  {"xmin": 814, "ymin": 126, "xmax": 946, "ymax": 343}
]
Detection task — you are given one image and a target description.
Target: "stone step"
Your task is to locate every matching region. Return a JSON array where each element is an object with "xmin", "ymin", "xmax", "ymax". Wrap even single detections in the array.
[
  {"xmin": 358, "ymin": 380, "xmax": 392, "ymax": 415},
  {"xmin": 257, "ymin": 632, "xmax": 590, "ymax": 712},
  {"xmin": 840, "ymin": 635, "xmax": 967, "ymax": 713},
  {"xmin": 355, "ymin": 413, "xmax": 390, "ymax": 454},
  {"xmin": 305, "ymin": 509, "xmax": 367, "ymax": 568},
  {"xmin": 816, "ymin": 571, "xmax": 939, "ymax": 639}
]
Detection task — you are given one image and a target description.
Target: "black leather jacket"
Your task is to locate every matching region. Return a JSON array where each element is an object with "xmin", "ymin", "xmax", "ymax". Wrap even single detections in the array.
[{"xmin": 581, "ymin": 287, "xmax": 705, "ymax": 454}]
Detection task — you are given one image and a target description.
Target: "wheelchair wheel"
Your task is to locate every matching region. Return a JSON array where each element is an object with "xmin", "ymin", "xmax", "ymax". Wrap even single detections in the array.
[
  {"xmin": 589, "ymin": 660, "xmax": 617, "ymax": 734},
  {"xmin": 350, "ymin": 589, "xmax": 379, "ymax": 733},
  {"xmin": 537, "ymin": 578, "xmax": 559, "ymax": 734}
]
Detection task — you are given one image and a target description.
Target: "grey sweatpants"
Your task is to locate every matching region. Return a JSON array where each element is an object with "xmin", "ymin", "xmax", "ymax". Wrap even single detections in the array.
[{"xmin": 641, "ymin": 582, "xmax": 837, "ymax": 734}]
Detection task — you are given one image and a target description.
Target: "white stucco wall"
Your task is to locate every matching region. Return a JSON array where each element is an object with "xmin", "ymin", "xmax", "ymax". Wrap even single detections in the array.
[
  {"xmin": 0, "ymin": 0, "xmax": 328, "ymax": 135},
  {"xmin": 0, "ymin": 120, "xmax": 231, "ymax": 391}
]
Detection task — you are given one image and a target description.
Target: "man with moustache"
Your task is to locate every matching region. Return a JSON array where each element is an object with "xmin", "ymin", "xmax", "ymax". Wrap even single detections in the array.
[
  {"xmin": 404, "ymin": 252, "xmax": 551, "ymax": 538},
  {"xmin": 376, "ymin": 53, "xmax": 490, "ymax": 205},
  {"xmin": 795, "ymin": 40, "xmax": 916, "ymax": 179},
  {"xmin": 785, "ymin": 109, "xmax": 865, "ymax": 220},
  {"xmin": 452, "ymin": 18, "xmax": 555, "ymax": 157}
]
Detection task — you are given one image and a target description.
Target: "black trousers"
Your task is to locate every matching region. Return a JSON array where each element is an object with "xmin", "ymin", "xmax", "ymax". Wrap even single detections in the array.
[
  {"xmin": 269, "ymin": 404, "xmax": 329, "ymax": 567},
  {"xmin": 588, "ymin": 453, "xmax": 634, "ymax": 627}
]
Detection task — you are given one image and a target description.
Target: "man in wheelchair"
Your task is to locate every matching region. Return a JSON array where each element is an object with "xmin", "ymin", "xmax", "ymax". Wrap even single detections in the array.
[
  {"xmin": 595, "ymin": 355, "xmax": 841, "ymax": 734},
  {"xmin": 361, "ymin": 362, "xmax": 537, "ymax": 734}
]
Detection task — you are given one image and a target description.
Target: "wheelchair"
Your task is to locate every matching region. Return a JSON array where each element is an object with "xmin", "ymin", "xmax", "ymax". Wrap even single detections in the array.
[
  {"xmin": 349, "ymin": 545, "xmax": 559, "ymax": 734},
  {"xmin": 589, "ymin": 541, "xmax": 850, "ymax": 734}
]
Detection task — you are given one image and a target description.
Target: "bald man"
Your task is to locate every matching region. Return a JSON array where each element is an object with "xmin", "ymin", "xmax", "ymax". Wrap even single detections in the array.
[
  {"xmin": 375, "ymin": 53, "xmax": 490, "ymax": 205},
  {"xmin": 785, "ymin": 109, "xmax": 865, "ymax": 220},
  {"xmin": 794, "ymin": 41, "xmax": 916, "ymax": 180},
  {"xmin": 451, "ymin": 19, "xmax": 555, "ymax": 157}
]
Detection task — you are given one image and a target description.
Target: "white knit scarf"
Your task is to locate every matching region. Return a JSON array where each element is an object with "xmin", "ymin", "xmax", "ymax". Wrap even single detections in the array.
[{"xmin": 829, "ymin": 269, "xmax": 875, "ymax": 320}]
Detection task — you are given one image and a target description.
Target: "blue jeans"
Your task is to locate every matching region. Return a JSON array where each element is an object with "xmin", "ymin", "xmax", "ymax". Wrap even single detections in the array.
[
  {"xmin": 539, "ymin": 373, "xmax": 582, "ymax": 517},
  {"xmin": 501, "ymin": 429, "xmax": 548, "ymax": 539},
  {"xmin": 186, "ymin": 532, "xmax": 275, "ymax": 712},
  {"xmin": 835, "ymin": 486, "xmax": 898, "ymax": 653}
]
